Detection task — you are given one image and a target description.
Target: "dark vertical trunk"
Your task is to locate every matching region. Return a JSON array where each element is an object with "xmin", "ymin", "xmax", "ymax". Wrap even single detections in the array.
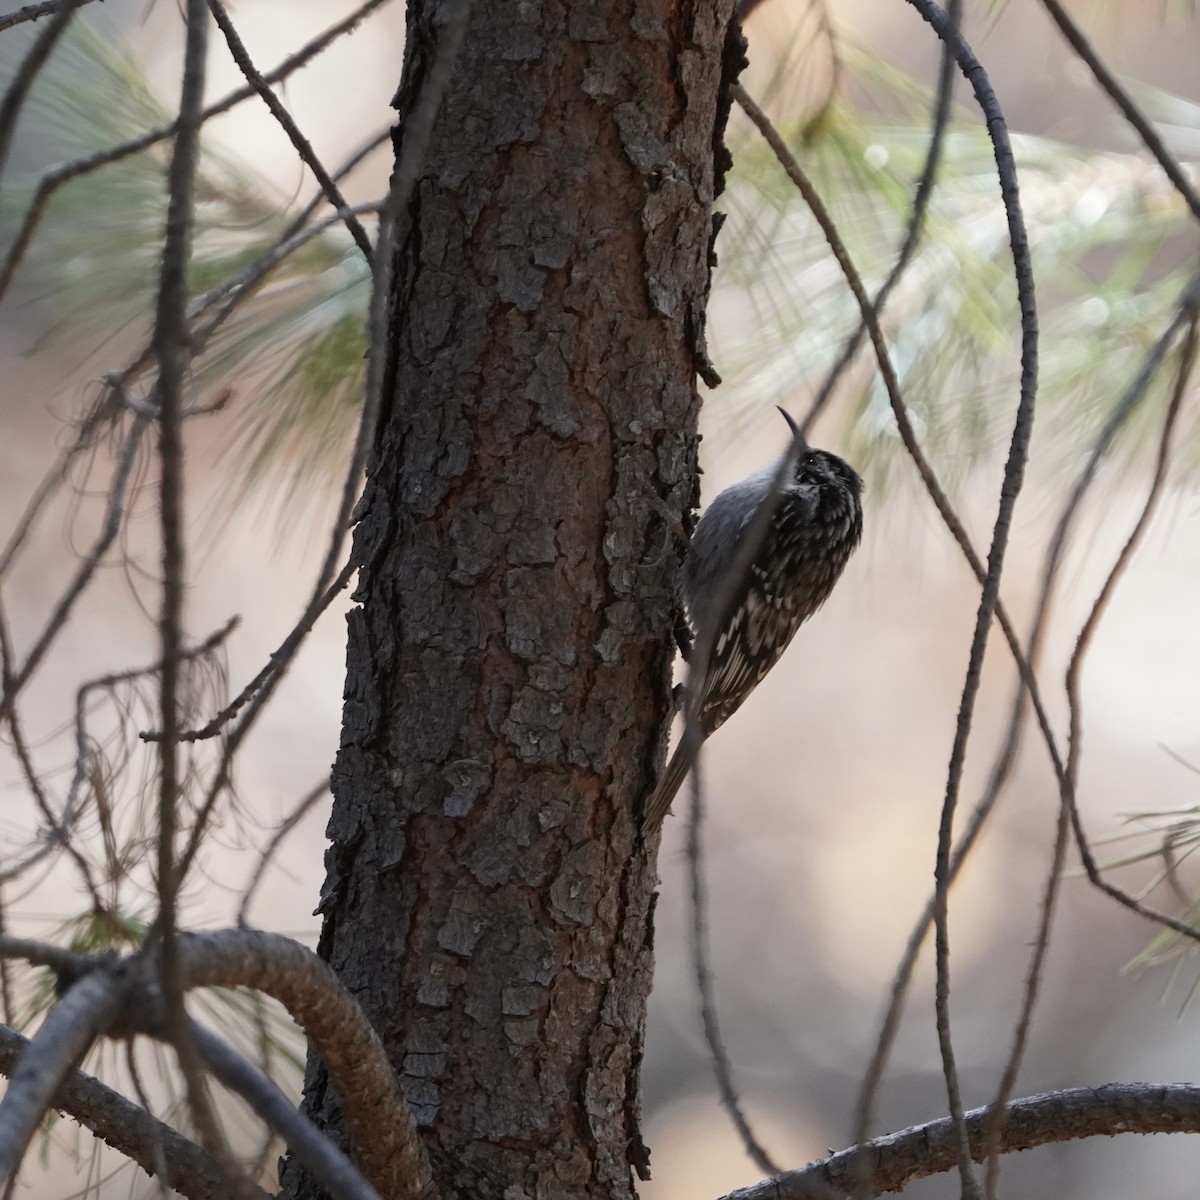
[{"xmin": 286, "ymin": 0, "xmax": 742, "ymax": 1195}]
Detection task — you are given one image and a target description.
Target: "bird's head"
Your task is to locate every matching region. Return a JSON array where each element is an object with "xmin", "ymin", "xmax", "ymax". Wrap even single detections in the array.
[{"xmin": 776, "ymin": 407, "xmax": 863, "ymax": 499}]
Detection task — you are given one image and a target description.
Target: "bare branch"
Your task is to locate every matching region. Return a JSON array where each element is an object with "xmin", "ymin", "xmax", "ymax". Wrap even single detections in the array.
[
  {"xmin": 143, "ymin": 7, "xmax": 256, "ymax": 1195},
  {"xmin": 36, "ymin": 202, "xmax": 379, "ymax": 553},
  {"xmin": 981, "ymin": 310, "xmax": 1196, "ymax": 1198},
  {"xmin": 980, "ymin": 807, "xmax": 1071, "ymax": 1199},
  {"xmin": 799, "ymin": 0, "xmax": 957, "ymax": 434},
  {"xmin": 886, "ymin": 7, "xmax": 1040, "ymax": 1185},
  {"xmin": 0, "ymin": 929, "xmax": 434, "ymax": 1199},
  {"xmin": 123, "ymin": 1040, "xmax": 170, "ymax": 1200},
  {"xmin": 0, "ymin": 902, "xmax": 12, "ymax": 1027},
  {"xmin": 734, "ymin": 71, "xmax": 1042, "ymax": 1193},
  {"xmin": 0, "ymin": 615, "xmax": 237, "ymax": 897},
  {"xmin": 718, "ymin": 1084, "xmax": 1200, "ymax": 1200},
  {"xmin": 143, "ymin": 560, "xmax": 354, "ymax": 745},
  {"xmin": 852, "ymin": 267, "xmax": 1200, "ymax": 1174},
  {"xmin": 0, "ymin": 935, "xmax": 102, "ymax": 974},
  {"xmin": 0, "ymin": 595, "xmax": 99, "ymax": 899},
  {"xmin": 287, "ymin": 128, "xmax": 391, "ymax": 236},
  {"xmin": 1064, "ymin": 319, "xmax": 1200, "ymax": 924},
  {"xmin": 0, "ymin": 388, "xmax": 122, "ymax": 579}
]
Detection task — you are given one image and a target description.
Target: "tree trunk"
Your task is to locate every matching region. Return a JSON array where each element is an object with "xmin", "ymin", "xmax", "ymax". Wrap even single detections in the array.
[{"xmin": 285, "ymin": 0, "xmax": 743, "ymax": 1195}]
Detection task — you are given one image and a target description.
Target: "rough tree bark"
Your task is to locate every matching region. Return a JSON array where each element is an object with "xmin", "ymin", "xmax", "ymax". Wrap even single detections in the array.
[{"xmin": 284, "ymin": 0, "xmax": 744, "ymax": 1196}]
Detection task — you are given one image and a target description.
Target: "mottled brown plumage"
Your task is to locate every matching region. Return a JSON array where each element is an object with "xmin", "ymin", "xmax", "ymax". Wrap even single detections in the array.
[{"xmin": 643, "ymin": 433, "xmax": 863, "ymax": 833}]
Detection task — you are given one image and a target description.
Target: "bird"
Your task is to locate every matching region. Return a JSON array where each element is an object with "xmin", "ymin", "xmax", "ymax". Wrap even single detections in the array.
[{"xmin": 642, "ymin": 409, "xmax": 863, "ymax": 833}]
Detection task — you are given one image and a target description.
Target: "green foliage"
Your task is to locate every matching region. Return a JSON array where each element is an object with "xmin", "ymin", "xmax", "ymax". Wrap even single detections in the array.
[
  {"xmin": 8, "ymin": 19, "xmax": 1199, "ymax": 506},
  {"xmin": 1, "ymin": 21, "xmax": 373, "ymax": 497},
  {"xmin": 713, "ymin": 46, "xmax": 1199, "ymax": 496}
]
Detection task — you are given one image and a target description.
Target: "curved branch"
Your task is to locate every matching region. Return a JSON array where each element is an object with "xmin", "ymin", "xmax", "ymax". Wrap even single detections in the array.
[
  {"xmin": 732, "ymin": 76, "xmax": 1044, "ymax": 1189},
  {"xmin": 177, "ymin": 930, "xmax": 437, "ymax": 1200},
  {"xmin": 189, "ymin": 1021, "xmax": 382, "ymax": 1200},
  {"xmin": 0, "ymin": 930, "xmax": 434, "ymax": 1200},
  {"xmin": 720, "ymin": 1084, "xmax": 1200, "ymax": 1200}
]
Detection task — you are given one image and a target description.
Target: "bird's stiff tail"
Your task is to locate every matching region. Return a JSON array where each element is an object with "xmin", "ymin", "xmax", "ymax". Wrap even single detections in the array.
[{"xmin": 641, "ymin": 743, "xmax": 692, "ymax": 834}]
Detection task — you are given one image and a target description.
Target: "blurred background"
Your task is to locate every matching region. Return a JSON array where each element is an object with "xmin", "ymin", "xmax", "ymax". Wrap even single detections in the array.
[{"xmin": 1, "ymin": 0, "xmax": 1200, "ymax": 1196}]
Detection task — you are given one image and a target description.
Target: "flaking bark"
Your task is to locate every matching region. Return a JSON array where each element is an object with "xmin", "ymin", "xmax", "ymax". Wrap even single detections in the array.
[{"xmin": 285, "ymin": 1, "xmax": 744, "ymax": 1196}]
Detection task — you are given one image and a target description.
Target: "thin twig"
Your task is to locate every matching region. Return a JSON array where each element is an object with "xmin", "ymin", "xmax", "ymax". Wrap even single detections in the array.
[
  {"xmin": 737, "ymin": 70, "xmax": 1041, "ymax": 1193},
  {"xmin": 206, "ymin": 0, "xmax": 374, "ymax": 265},
  {"xmin": 0, "ymin": 616, "xmax": 237, "ymax": 895},
  {"xmin": 0, "ymin": 595, "xmax": 100, "ymax": 899},
  {"xmin": 982, "ymin": 311, "xmax": 1197, "ymax": 1199},
  {"xmin": 143, "ymin": 562, "xmax": 354, "ymax": 745},
  {"xmin": 279, "ymin": 128, "xmax": 391, "ymax": 247},
  {"xmin": 237, "ymin": 781, "xmax": 329, "ymax": 927},
  {"xmin": 799, "ymin": 0, "xmax": 957, "ymax": 436},
  {"xmin": 981, "ymin": 804, "xmax": 1072, "ymax": 1199},
  {"xmin": 124, "ymin": 1041, "xmax": 170, "ymax": 1200},
  {"xmin": 189, "ymin": 204, "xmax": 378, "ymax": 368},
  {"xmin": 736, "ymin": 73, "xmax": 1057, "ymax": 1168},
  {"xmin": 0, "ymin": 898, "xmax": 13, "ymax": 1027},
  {"xmin": 1064, "ymin": 321, "xmax": 1200, "ymax": 904},
  {"xmin": 687, "ymin": 762, "xmax": 782, "ymax": 1176},
  {"xmin": 852, "ymin": 266, "xmax": 1200, "ymax": 1170},
  {"xmin": 739, "ymin": 0, "xmax": 1042, "ymax": 1182},
  {"xmin": 0, "ymin": 388, "xmax": 123, "ymax": 580},
  {"xmin": 1014, "ymin": 275, "xmax": 1200, "ymax": 946},
  {"xmin": 1039, "ymin": 0, "xmax": 1200, "ymax": 224},
  {"xmin": 897, "ymin": 7, "xmax": 1041, "ymax": 1187},
  {"xmin": 0, "ymin": 412, "xmax": 152, "ymax": 723},
  {"xmin": 152, "ymin": 0, "xmax": 208, "ymax": 976},
  {"xmin": 732, "ymin": 85, "xmax": 1039, "ymax": 682},
  {"xmin": 835, "ymin": 32, "xmax": 963, "ymax": 1183},
  {"xmin": 146, "ymin": 6, "xmax": 254, "ymax": 1196},
  {"xmin": 0, "ymin": 1023, "xmax": 261, "ymax": 1200},
  {"xmin": 0, "ymin": 0, "xmax": 83, "ymax": 179}
]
